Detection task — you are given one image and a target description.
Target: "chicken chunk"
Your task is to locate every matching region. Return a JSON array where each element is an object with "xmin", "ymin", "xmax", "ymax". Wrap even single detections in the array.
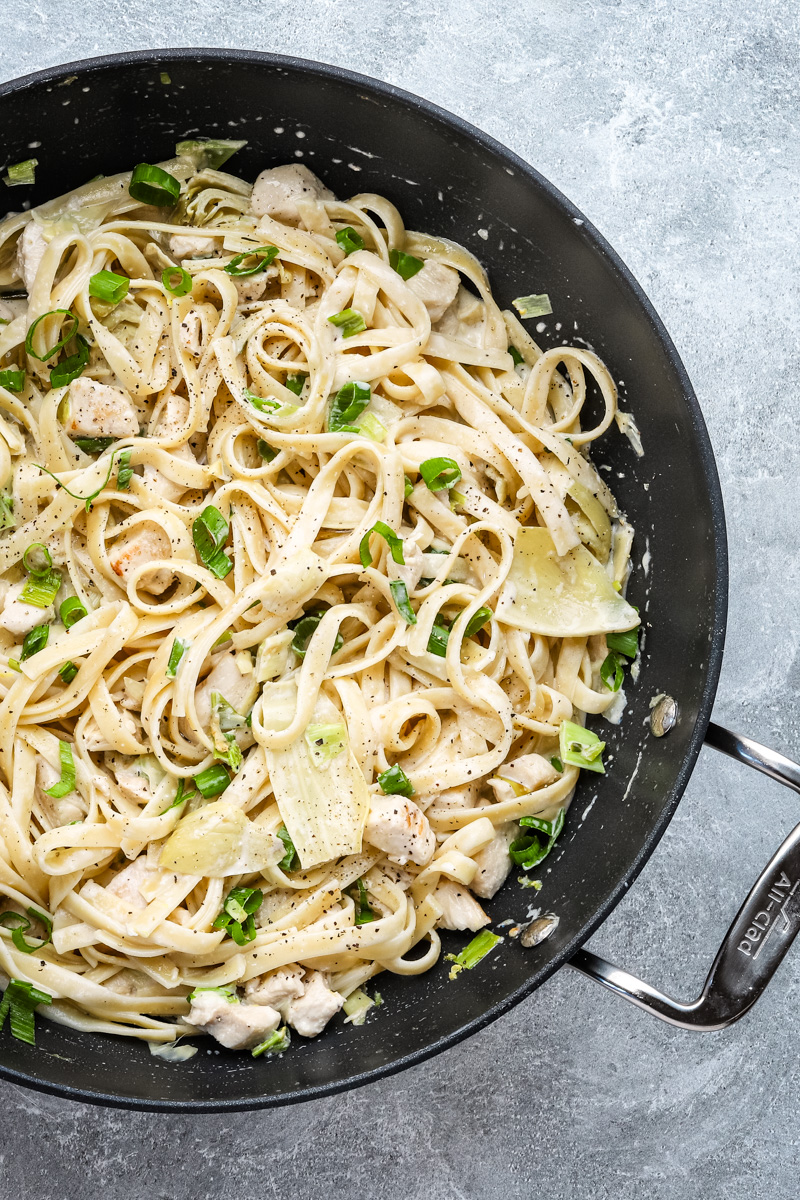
[
  {"xmin": 169, "ymin": 232, "xmax": 222, "ymax": 259},
  {"xmin": 187, "ymin": 992, "xmax": 281, "ymax": 1050},
  {"xmin": 232, "ymin": 274, "xmax": 268, "ymax": 304},
  {"xmin": 433, "ymin": 880, "xmax": 490, "ymax": 931},
  {"xmin": 250, "ymin": 164, "xmax": 334, "ymax": 223},
  {"xmin": 36, "ymin": 755, "xmax": 86, "ymax": 826},
  {"xmin": 64, "ymin": 377, "xmax": 138, "ymax": 438},
  {"xmin": 194, "ymin": 651, "xmax": 259, "ymax": 729},
  {"xmin": 15, "ymin": 221, "xmax": 48, "ymax": 292},
  {"xmin": 245, "ymin": 967, "xmax": 305, "ymax": 1016},
  {"xmin": 106, "ymin": 856, "xmax": 160, "ymax": 913},
  {"xmin": 387, "ymin": 539, "xmax": 425, "ymax": 595},
  {"xmin": 178, "ymin": 311, "xmax": 203, "ymax": 357},
  {"xmin": 364, "ymin": 794, "xmax": 436, "ymax": 866},
  {"xmin": 286, "ymin": 971, "xmax": 343, "ymax": 1038},
  {"xmin": 109, "ymin": 523, "xmax": 174, "ymax": 594},
  {"xmin": 407, "ymin": 260, "xmax": 460, "ymax": 322},
  {"xmin": 489, "ymin": 753, "xmax": 559, "ymax": 803},
  {"xmin": 0, "ymin": 580, "xmax": 55, "ymax": 636},
  {"xmin": 470, "ymin": 823, "xmax": 517, "ymax": 899}
]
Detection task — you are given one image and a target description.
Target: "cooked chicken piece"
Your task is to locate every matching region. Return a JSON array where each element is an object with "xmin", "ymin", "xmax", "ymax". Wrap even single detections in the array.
[
  {"xmin": 178, "ymin": 311, "xmax": 203, "ymax": 356},
  {"xmin": 407, "ymin": 260, "xmax": 460, "ymax": 322},
  {"xmin": 430, "ymin": 784, "xmax": 479, "ymax": 811},
  {"xmin": 187, "ymin": 992, "xmax": 281, "ymax": 1050},
  {"xmin": 0, "ymin": 580, "xmax": 55, "ymax": 636},
  {"xmin": 232, "ymin": 274, "xmax": 268, "ymax": 303},
  {"xmin": 387, "ymin": 539, "xmax": 425, "ymax": 595},
  {"xmin": 105, "ymin": 856, "xmax": 160, "ymax": 913},
  {"xmin": 245, "ymin": 967, "xmax": 305, "ymax": 1016},
  {"xmin": 64, "ymin": 377, "xmax": 138, "ymax": 438},
  {"xmin": 470, "ymin": 823, "xmax": 517, "ymax": 899},
  {"xmin": 36, "ymin": 755, "xmax": 86, "ymax": 825},
  {"xmin": 169, "ymin": 233, "xmax": 222, "ymax": 259},
  {"xmin": 433, "ymin": 880, "xmax": 490, "ymax": 931},
  {"xmin": 286, "ymin": 971, "xmax": 343, "ymax": 1038},
  {"xmin": 194, "ymin": 651, "xmax": 259, "ymax": 729},
  {"xmin": 434, "ymin": 286, "xmax": 486, "ymax": 344},
  {"xmin": 109, "ymin": 523, "xmax": 174, "ymax": 594},
  {"xmin": 489, "ymin": 753, "xmax": 559, "ymax": 803},
  {"xmin": 15, "ymin": 221, "xmax": 48, "ymax": 292},
  {"xmin": 250, "ymin": 164, "xmax": 334, "ymax": 223},
  {"xmin": 364, "ymin": 795, "xmax": 436, "ymax": 866}
]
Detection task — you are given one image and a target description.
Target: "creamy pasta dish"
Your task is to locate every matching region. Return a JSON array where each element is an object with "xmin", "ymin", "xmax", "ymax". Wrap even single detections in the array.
[{"xmin": 0, "ymin": 142, "xmax": 640, "ymax": 1058}]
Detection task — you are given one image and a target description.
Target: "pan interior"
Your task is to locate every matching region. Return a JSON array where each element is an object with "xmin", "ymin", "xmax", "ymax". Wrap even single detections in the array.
[{"xmin": 0, "ymin": 50, "xmax": 726, "ymax": 1110}]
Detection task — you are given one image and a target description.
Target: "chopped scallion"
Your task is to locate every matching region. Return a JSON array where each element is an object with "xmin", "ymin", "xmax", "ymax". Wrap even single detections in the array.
[
  {"xmin": 24, "ymin": 309, "xmax": 78, "ymax": 362},
  {"xmin": 20, "ymin": 624, "xmax": 49, "ymax": 662},
  {"xmin": 328, "ymin": 307, "xmax": 366, "ymax": 338},
  {"xmin": 347, "ymin": 877, "xmax": 377, "ymax": 926},
  {"xmin": 559, "ymin": 719, "xmax": 606, "ymax": 774},
  {"xmin": 289, "ymin": 608, "xmax": 343, "ymax": 659},
  {"xmin": 420, "ymin": 456, "xmax": 462, "ymax": 492},
  {"xmin": 0, "ymin": 978, "xmax": 52, "ymax": 1045},
  {"xmin": 44, "ymin": 740, "xmax": 76, "ymax": 798},
  {"xmin": 166, "ymin": 637, "xmax": 189, "ymax": 678},
  {"xmin": 327, "ymin": 379, "xmax": 371, "ymax": 432},
  {"xmin": 257, "ymin": 439, "xmax": 278, "ymax": 462},
  {"xmin": 192, "ymin": 505, "xmax": 233, "ymax": 580},
  {"xmin": 60, "ymin": 596, "xmax": 87, "ymax": 628},
  {"xmin": 0, "ymin": 907, "xmax": 52, "ymax": 954},
  {"xmin": 0, "ymin": 369, "xmax": 25, "ymax": 393},
  {"xmin": 73, "ymin": 436, "xmax": 115, "ymax": 454},
  {"xmin": 508, "ymin": 345, "xmax": 525, "ymax": 366},
  {"xmin": 389, "ymin": 249, "xmax": 424, "ymax": 280},
  {"xmin": 161, "ymin": 266, "xmax": 193, "ymax": 297},
  {"xmin": 606, "ymin": 627, "xmax": 639, "ymax": 659},
  {"xmin": 284, "ymin": 373, "xmax": 306, "ymax": 397},
  {"xmin": 88, "ymin": 270, "xmax": 130, "ymax": 306},
  {"xmin": 59, "ymin": 661, "xmax": 79, "ymax": 684},
  {"xmin": 359, "ymin": 521, "xmax": 404, "ymax": 569},
  {"xmin": 116, "ymin": 449, "xmax": 133, "ymax": 490},
  {"xmin": 464, "ymin": 607, "xmax": 492, "ymax": 638},
  {"xmin": 3, "ymin": 159, "xmax": 38, "ymax": 187},
  {"xmin": 224, "ymin": 246, "xmax": 278, "ymax": 277},
  {"xmin": 128, "ymin": 163, "xmax": 181, "ymax": 207},
  {"xmin": 50, "ymin": 334, "xmax": 90, "ymax": 388},
  {"xmin": 510, "ymin": 808, "xmax": 565, "ymax": 870},
  {"xmin": 445, "ymin": 929, "xmax": 503, "ymax": 979},
  {"xmin": 194, "ymin": 763, "xmax": 231, "ymax": 798},
  {"xmin": 427, "ymin": 616, "xmax": 450, "ymax": 657},
  {"xmin": 212, "ymin": 886, "xmax": 263, "ymax": 945},
  {"xmin": 512, "ymin": 293, "xmax": 552, "ymax": 319},
  {"xmin": 335, "ymin": 227, "xmax": 365, "ymax": 255},
  {"xmin": 377, "ymin": 764, "xmax": 414, "ymax": 797},
  {"xmin": 389, "ymin": 579, "xmax": 417, "ymax": 625},
  {"xmin": 276, "ymin": 825, "xmax": 298, "ymax": 872},
  {"xmin": 252, "ymin": 1026, "xmax": 290, "ymax": 1057}
]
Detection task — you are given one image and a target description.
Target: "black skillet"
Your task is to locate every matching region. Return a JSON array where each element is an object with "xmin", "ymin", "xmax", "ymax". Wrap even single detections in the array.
[{"xmin": 1, "ymin": 49, "xmax": 798, "ymax": 1112}]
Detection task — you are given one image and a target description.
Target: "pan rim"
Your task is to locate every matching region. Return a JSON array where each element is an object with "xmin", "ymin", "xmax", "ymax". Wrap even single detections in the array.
[{"xmin": 0, "ymin": 46, "xmax": 729, "ymax": 1111}]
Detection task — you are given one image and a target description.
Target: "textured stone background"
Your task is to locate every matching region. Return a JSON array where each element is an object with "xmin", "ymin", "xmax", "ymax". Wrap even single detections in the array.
[{"xmin": 2, "ymin": 4, "xmax": 800, "ymax": 1196}]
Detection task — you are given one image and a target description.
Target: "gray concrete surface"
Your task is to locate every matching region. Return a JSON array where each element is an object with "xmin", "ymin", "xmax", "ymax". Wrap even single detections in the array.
[{"xmin": 2, "ymin": 3, "xmax": 800, "ymax": 1196}]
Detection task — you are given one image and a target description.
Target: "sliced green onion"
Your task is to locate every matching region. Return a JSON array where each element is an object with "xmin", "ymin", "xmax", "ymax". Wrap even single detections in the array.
[
  {"xmin": 0, "ymin": 908, "xmax": 52, "ymax": 955},
  {"xmin": 192, "ymin": 505, "xmax": 233, "ymax": 580},
  {"xmin": 510, "ymin": 808, "xmax": 565, "ymax": 870},
  {"xmin": 194, "ymin": 763, "xmax": 231, "ymax": 798},
  {"xmin": 0, "ymin": 369, "xmax": 25, "ymax": 393},
  {"xmin": 35, "ymin": 448, "xmax": 122, "ymax": 513},
  {"xmin": 390, "ymin": 579, "xmax": 417, "ymax": 625},
  {"xmin": 44, "ymin": 740, "xmax": 75, "ymax": 798},
  {"xmin": 161, "ymin": 266, "xmax": 193, "ymax": 297},
  {"xmin": 559, "ymin": 719, "xmax": 606, "ymax": 774},
  {"xmin": 224, "ymin": 246, "xmax": 278, "ymax": 277},
  {"xmin": 166, "ymin": 637, "xmax": 189, "ymax": 678},
  {"xmin": 252, "ymin": 1026, "xmax": 290, "ymax": 1058},
  {"xmin": 0, "ymin": 496, "xmax": 14, "ymax": 531},
  {"xmin": 359, "ymin": 521, "xmax": 405, "ymax": 569},
  {"xmin": 212, "ymin": 885, "xmax": 263, "ymax": 945},
  {"xmin": 420, "ymin": 457, "xmax": 462, "ymax": 492},
  {"xmin": 25, "ymin": 309, "xmax": 78, "ymax": 362},
  {"xmin": 348, "ymin": 877, "xmax": 377, "ymax": 926},
  {"xmin": 328, "ymin": 308, "xmax": 366, "ymax": 338},
  {"xmin": 116, "ymin": 449, "xmax": 133, "ymax": 490},
  {"xmin": 464, "ymin": 607, "xmax": 492, "ymax": 638},
  {"xmin": 508, "ymin": 345, "xmax": 525, "ymax": 366},
  {"xmin": 450, "ymin": 490, "xmax": 466, "ymax": 510},
  {"xmin": 60, "ymin": 596, "xmax": 87, "ymax": 628},
  {"xmin": 551, "ymin": 755, "xmax": 563, "ymax": 773},
  {"xmin": 186, "ymin": 984, "xmax": 238, "ymax": 1004},
  {"xmin": 335, "ymin": 227, "xmax": 365, "ymax": 256},
  {"xmin": 512, "ymin": 293, "xmax": 552, "ymax": 319},
  {"xmin": 327, "ymin": 379, "xmax": 371, "ymax": 432},
  {"xmin": 404, "ymin": 475, "xmax": 414, "ymax": 499},
  {"xmin": 600, "ymin": 651, "xmax": 624, "ymax": 692},
  {"xmin": 257, "ymin": 439, "xmax": 278, "ymax": 462},
  {"xmin": 20, "ymin": 569, "xmax": 60, "ymax": 609},
  {"xmin": 377, "ymin": 764, "xmax": 414, "ymax": 797},
  {"xmin": 0, "ymin": 978, "xmax": 52, "ymax": 1045},
  {"xmin": 58, "ymin": 661, "xmax": 79, "ymax": 684},
  {"xmin": 289, "ymin": 608, "xmax": 343, "ymax": 659},
  {"xmin": 73, "ymin": 435, "xmax": 115, "ymax": 454},
  {"xmin": 88, "ymin": 270, "xmax": 130, "ymax": 305},
  {"xmin": 389, "ymin": 249, "xmax": 424, "ymax": 280},
  {"xmin": 305, "ymin": 722, "xmax": 347, "ymax": 767},
  {"xmin": 160, "ymin": 71, "xmax": 171, "ymax": 85},
  {"xmin": 129, "ymin": 163, "xmax": 181, "ymax": 207},
  {"xmin": 356, "ymin": 413, "xmax": 386, "ymax": 442},
  {"xmin": 161, "ymin": 778, "xmax": 196, "ymax": 814},
  {"xmin": 175, "ymin": 138, "xmax": 247, "ymax": 170},
  {"xmin": 284, "ymin": 373, "xmax": 307, "ymax": 397},
  {"xmin": 20, "ymin": 624, "xmax": 49, "ymax": 662},
  {"xmin": 427, "ymin": 616, "xmax": 450, "ymax": 657},
  {"xmin": 606, "ymin": 627, "xmax": 638, "ymax": 658},
  {"xmin": 3, "ymin": 159, "xmax": 38, "ymax": 187},
  {"xmin": 276, "ymin": 825, "xmax": 298, "ymax": 872},
  {"xmin": 50, "ymin": 334, "xmax": 90, "ymax": 389},
  {"xmin": 23, "ymin": 542, "xmax": 52, "ymax": 576},
  {"xmin": 445, "ymin": 929, "xmax": 503, "ymax": 979}
]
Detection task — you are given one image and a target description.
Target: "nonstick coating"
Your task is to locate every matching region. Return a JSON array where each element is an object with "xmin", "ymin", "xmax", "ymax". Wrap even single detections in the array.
[{"xmin": 0, "ymin": 49, "xmax": 727, "ymax": 1110}]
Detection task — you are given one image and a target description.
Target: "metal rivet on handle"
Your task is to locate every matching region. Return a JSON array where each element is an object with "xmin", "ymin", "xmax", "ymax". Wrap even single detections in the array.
[
  {"xmin": 650, "ymin": 694, "xmax": 678, "ymax": 738},
  {"xmin": 521, "ymin": 913, "xmax": 559, "ymax": 948}
]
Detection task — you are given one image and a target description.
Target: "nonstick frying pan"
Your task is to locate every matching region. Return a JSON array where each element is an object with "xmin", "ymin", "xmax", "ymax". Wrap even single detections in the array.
[{"xmin": 1, "ymin": 49, "xmax": 799, "ymax": 1112}]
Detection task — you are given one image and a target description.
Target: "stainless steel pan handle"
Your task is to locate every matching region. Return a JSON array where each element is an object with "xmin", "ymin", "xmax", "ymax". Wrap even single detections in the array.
[{"xmin": 569, "ymin": 723, "xmax": 800, "ymax": 1030}]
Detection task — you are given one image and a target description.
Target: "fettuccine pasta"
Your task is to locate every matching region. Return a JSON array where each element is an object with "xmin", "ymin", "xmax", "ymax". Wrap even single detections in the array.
[{"xmin": 0, "ymin": 145, "xmax": 639, "ymax": 1055}]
